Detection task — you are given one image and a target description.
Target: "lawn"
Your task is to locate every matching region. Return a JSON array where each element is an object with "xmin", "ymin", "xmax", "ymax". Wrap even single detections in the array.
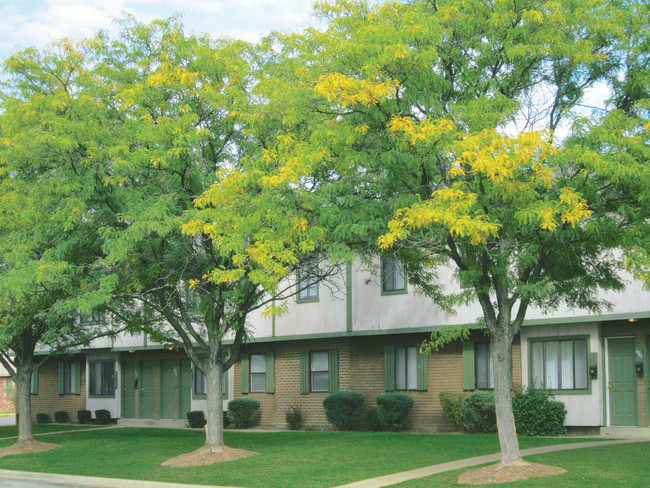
[
  {"xmin": 0, "ymin": 428, "xmax": 599, "ymax": 488},
  {"xmin": 391, "ymin": 441, "xmax": 650, "ymax": 487},
  {"xmin": 0, "ymin": 423, "xmax": 103, "ymax": 438}
]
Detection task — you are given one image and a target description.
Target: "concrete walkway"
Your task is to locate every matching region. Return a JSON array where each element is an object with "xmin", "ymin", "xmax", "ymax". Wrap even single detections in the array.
[{"xmin": 0, "ymin": 434, "xmax": 648, "ymax": 488}]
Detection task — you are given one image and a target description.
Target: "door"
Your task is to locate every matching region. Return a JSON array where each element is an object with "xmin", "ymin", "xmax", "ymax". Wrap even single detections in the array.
[
  {"xmin": 607, "ymin": 337, "xmax": 637, "ymax": 426},
  {"xmin": 159, "ymin": 359, "xmax": 176, "ymax": 420},
  {"xmin": 139, "ymin": 360, "xmax": 154, "ymax": 419},
  {"xmin": 178, "ymin": 359, "xmax": 192, "ymax": 420},
  {"xmin": 121, "ymin": 360, "xmax": 136, "ymax": 419}
]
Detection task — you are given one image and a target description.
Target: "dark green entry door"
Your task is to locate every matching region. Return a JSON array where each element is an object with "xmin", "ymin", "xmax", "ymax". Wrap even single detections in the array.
[
  {"xmin": 121, "ymin": 360, "xmax": 136, "ymax": 419},
  {"xmin": 160, "ymin": 359, "xmax": 176, "ymax": 420},
  {"xmin": 178, "ymin": 359, "xmax": 192, "ymax": 420},
  {"xmin": 139, "ymin": 360, "xmax": 154, "ymax": 419},
  {"xmin": 608, "ymin": 337, "xmax": 637, "ymax": 426}
]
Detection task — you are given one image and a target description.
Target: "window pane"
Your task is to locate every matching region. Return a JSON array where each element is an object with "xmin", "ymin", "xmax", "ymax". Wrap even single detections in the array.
[
  {"xmin": 560, "ymin": 340, "xmax": 574, "ymax": 389},
  {"xmin": 383, "ymin": 258, "xmax": 405, "ymax": 292},
  {"xmin": 406, "ymin": 347, "xmax": 417, "ymax": 390},
  {"xmin": 574, "ymin": 339, "xmax": 588, "ymax": 389},
  {"xmin": 311, "ymin": 352, "xmax": 328, "ymax": 372},
  {"xmin": 393, "ymin": 264, "xmax": 406, "ymax": 291},
  {"xmin": 251, "ymin": 373, "xmax": 266, "ymax": 392},
  {"xmin": 251, "ymin": 354, "xmax": 266, "ymax": 373},
  {"xmin": 544, "ymin": 341, "xmax": 559, "ymax": 389},
  {"xmin": 395, "ymin": 346, "xmax": 406, "ymax": 390},
  {"xmin": 311, "ymin": 372, "xmax": 328, "ymax": 392},
  {"xmin": 531, "ymin": 341, "xmax": 544, "ymax": 388},
  {"xmin": 476, "ymin": 343, "xmax": 488, "ymax": 389}
]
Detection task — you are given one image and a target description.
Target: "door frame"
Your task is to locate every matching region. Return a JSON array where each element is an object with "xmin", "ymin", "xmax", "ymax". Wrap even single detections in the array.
[{"xmin": 604, "ymin": 336, "xmax": 638, "ymax": 426}]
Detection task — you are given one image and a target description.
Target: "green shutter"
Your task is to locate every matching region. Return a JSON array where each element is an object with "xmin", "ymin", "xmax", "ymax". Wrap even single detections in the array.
[
  {"xmin": 384, "ymin": 345, "xmax": 395, "ymax": 391},
  {"xmin": 462, "ymin": 341, "xmax": 475, "ymax": 391},
  {"xmin": 416, "ymin": 350, "xmax": 428, "ymax": 391},
  {"xmin": 328, "ymin": 349, "xmax": 339, "ymax": 393},
  {"xmin": 73, "ymin": 361, "xmax": 81, "ymax": 395},
  {"xmin": 266, "ymin": 351, "xmax": 275, "ymax": 394},
  {"xmin": 241, "ymin": 353, "xmax": 250, "ymax": 394},
  {"xmin": 31, "ymin": 369, "xmax": 39, "ymax": 395},
  {"xmin": 58, "ymin": 362, "xmax": 65, "ymax": 394},
  {"xmin": 300, "ymin": 351, "xmax": 309, "ymax": 394}
]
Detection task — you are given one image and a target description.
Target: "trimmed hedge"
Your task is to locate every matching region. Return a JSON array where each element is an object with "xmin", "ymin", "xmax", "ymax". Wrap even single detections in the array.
[
  {"xmin": 228, "ymin": 398, "xmax": 260, "ymax": 428},
  {"xmin": 439, "ymin": 392, "xmax": 466, "ymax": 432},
  {"xmin": 36, "ymin": 413, "xmax": 49, "ymax": 424},
  {"xmin": 285, "ymin": 405, "xmax": 302, "ymax": 430},
  {"xmin": 462, "ymin": 391, "xmax": 496, "ymax": 433},
  {"xmin": 363, "ymin": 407, "xmax": 382, "ymax": 432},
  {"xmin": 376, "ymin": 392, "xmax": 414, "ymax": 431},
  {"xmin": 94, "ymin": 409, "xmax": 112, "ymax": 424},
  {"xmin": 323, "ymin": 390, "xmax": 365, "ymax": 430},
  {"xmin": 513, "ymin": 386, "xmax": 567, "ymax": 436},
  {"xmin": 54, "ymin": 411, "xmax": 69, "ymax": 423},
  {"xmin": 77, "ymin": 410, "xmax": 91, "ymax": 424},
  {"xmin": 187, "ymin": 411, "xmax": 205, "ymax": 429}
]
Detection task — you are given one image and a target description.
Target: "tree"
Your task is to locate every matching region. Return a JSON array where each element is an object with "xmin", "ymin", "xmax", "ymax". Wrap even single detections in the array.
[
  {"xmin": 251, "ymin": 0, "xmax": 649, "ymax": 466},
  {"xmin": 0, "ymin": 38, "xmax": 123, "ymax": 445}
]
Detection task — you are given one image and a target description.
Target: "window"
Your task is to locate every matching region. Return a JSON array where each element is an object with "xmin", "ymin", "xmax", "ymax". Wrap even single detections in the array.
[
  {"xmin": 193, "ymin": 364, "xmax": 228, "ymax": 398},
  {"xmin": 59, "ymin": 361, "xmax": 80, "ymax": 395},
  {"xmin": 382, "ymin": 257, "xmax": 406, "ymax": 294},
  {"xmin": 530, "ymin": 338, "xmax": 588, "ymax": 391},
  {"xmin": 395, "ymin": 346, "xmax": 418, "ymax": 390},
  {"xmin": 89, "ymin": 361, "xmax": 115, "ymax": 397},
  {"xmin": 310, "ymin": 351, "xmax": 329, "ymax": 392},
  {"xmin": 297, "ymin": 260, "xmax": 318, "ymax": 302},
  {"xmin": 80, "ymin": 310, "xmax": 105, "ymax": 324},
  {"xmin": 30, "ymin": 369, "xmax": 38, "ymax": 395},
  {"xmin": 475, "ymin": 343, "xmax": 494, "ymax": 390},
  {"xmin": 250, "ymin": 354, "xmax": 267, "ymax": 392}
]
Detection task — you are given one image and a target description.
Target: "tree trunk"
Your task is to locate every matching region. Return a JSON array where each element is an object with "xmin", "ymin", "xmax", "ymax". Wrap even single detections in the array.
[
  {"xmin": 16, "ymin": 370, "xmax": 34, "ymax": 442},
  {"xmin": 492, "ymin": 331, "xmax": 522, "ymax": 466},
  {"xmin": 204, "ymin": 359, "xmax": 224, "ymax": 450}
]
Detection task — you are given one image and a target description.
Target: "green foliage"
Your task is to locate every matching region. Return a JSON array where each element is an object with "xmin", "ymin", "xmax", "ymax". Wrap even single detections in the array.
[
  {"xmin": 363, "ymin": 407, "xmax": 382, "ymax": 432},
  {"xmin": 376, "ymin": 393, "xmax": 414, "ymax": 431},
  {"xmin": 54, "ymin": 411, "xmax": 69, "ymax": 423},
  {"xmin": 439, "ymin": 392, "xmax": 467, "ymax": 432},
  {"xmin": 94, "ymin": 410, "xmax": 112, "ymax": 425},
  {"xmin": 285, "ymin": 405, "xmax": 303, "ymax": 430},
  {"xmin": 513, "ymin": 386, "xmax": 567, "ymax": 436},
  {"xmin": 322, "ymin": 391, "xmax": 366, "ymax": 430},
  {"xmin": 228, "ymin": 398, "xmax": 261, "ymax": 429},
  {"xmin": 36, "ymin": 413, "xmax": 50, "ymax": 424},
  {"xmin": 223, "ymin": 411, "xmax": 231, "ymax": 429},
  {"xmin": 187, "ymin": 411, "xmax": 205, "ymax": 429},
  {"xmin": 77, "ymin": 410, "xmax": 91, "ymax": 424},
  {"xmin": 463, "ymin": 392, "xmax": 496, "ymax": 433}
]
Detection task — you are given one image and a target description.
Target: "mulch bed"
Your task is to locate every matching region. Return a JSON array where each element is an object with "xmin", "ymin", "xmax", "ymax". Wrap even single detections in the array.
[
  {"xmin": 458, "ymin": 461, "xmax": 566, "ymax": 485},
  {"xmin": 161, "ymin": 445, "xmax": 259, "ymax": 467}
]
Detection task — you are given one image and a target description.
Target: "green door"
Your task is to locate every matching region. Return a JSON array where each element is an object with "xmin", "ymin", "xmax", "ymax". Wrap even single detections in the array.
[
  {"xmin": 139, "ymin": 360, "xmax": 154, "ymax": 419},
  {"xmin": 608, "ymin": 337, "xmax": 637, "ymax": 426},
  {"xmin": 121, "ymin": 361, "xmax": 136, "ymax": 419},
  {"xmin": 178, "ymin": 359, "xmax": 192, "ymax": 420},
  {"xmin": 159, "ymin": 359, "xmax": 176, "ymax": 420}
]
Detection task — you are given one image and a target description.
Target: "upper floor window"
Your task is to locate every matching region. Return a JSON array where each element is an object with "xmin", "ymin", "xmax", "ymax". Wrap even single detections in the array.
[
  {"xmin": 530, "ymin": 338, "xmax": 588, "ymax": 391},
  {"xmin": 80, "ymin": 310, "xmax": 105, "ymax": 324},
  {"xmin": 382, "ymin": 257, "xmax": 406, "ymax": 294},
  {"xmin": 297, "ymin": 260, "xmax": 318, "ymax": 302}
]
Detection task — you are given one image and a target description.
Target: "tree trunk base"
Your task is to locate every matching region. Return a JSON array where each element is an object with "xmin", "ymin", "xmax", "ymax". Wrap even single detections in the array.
[
  {"xmin": 0, "ymin": 440, "xmax": 61, "ymax": 458},
  {"xmin": 161, "ymin": 445, "xmax": 258, "ymax": 467},
  {"xmin": 458, "ymin": 461, "xmax": 566, "ymax": 485}
]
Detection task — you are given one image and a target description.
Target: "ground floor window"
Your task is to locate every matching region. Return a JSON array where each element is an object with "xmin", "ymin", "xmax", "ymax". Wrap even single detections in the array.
[
  {"xmin": 530, "ymin": 338, "xmax": 588, "ymax": 390},
  {"xmin": 310, "ymin": 351, "xmax": 329, "ymax": 392},
  {"xmin": 194, "ymin": 364, "xmax": 228, "ymax": 398},
  {"xmin": 59, "ymin": 361, "xmax": 80, "ymax": 395},
  {"xmin": 250, "ymin": 354, "xmax": 267, "ymax": 393},
  {"xmin": 89, "ymin": 361, "xmax": 115, "ymax": 397},
  {"xmin": 475, "ymin": 343, "xmax": 494, "ymax": 390},
  {"xmin": 395, "ymin": 346, "xmax": 418, "ymax": 390}
]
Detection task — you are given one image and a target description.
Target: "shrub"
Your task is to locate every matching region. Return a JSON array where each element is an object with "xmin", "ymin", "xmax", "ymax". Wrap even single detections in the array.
[
  {"xmin": 187, "ymin": 411, "xmax": 205, "ymax": 429},
  {"xmin": 223, "ymin": 410, "xmax": 231, "ymax": 428},
  {"xmin": 36, "ymin": 413, "xmax": 49, "ymax": 424},
  {"xmin": 376, "ymin": 392, "xmax": 414, "ymax": 431},
  {"xmin": 94, "ymin": 409, "xmax": 112, "ymax": 424},
  {"xmin": 363, "ymin": 407, "xmax": 382, "ymax": 431},
  {"xmin": 285, "ymin": 405, "xmax": 303, "ymax": 430},
  {"xmin": 439, "ymin": 392, "xmax": 467, "ymax": 431},
  {"xmin": 54, "ymin": 411, "xmax": 69, "ymax": 423},
  {"xmin": 77, "ymin": 410, "xmax": 91, "ymax": 424},
  {"xmin": 513, "ymin": 386, "xmax": 567, "ymax": 436},
  {"xmin": 228, "ymin": 398, "xmax": 261, "ymax": 428},
  {"xmin": 322, "ymin": 390, "xmax": 365, "ymax": 430},
  {"xmin": 463, "ymin": 391, "xmax": 496, "ymax": 433}
]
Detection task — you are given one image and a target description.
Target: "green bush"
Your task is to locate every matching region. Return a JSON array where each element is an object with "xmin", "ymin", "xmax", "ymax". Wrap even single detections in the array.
[
  {"xmin": 54, "ymin": 411, "xmax": 69, "ymax": 423},
  {"xmin": 513, "ymin": 386, "xmax": 567, "ymax": 436},
  {"xmin": 463, "ymin": 391, "xmax": 496, "ymax": 433},
  {"xmin": 36, "ymin": 413, "xmax": 49, "ymax": 424},
  {"xmin": 187, "ymin": 411, "xmax": 205, "ymax": 429},
  {"xmin": 363, "ymin": 407, "xmax": 383, "ymax": 431},
  {"xmin": 94, "ymin": 409, "xmax": 112, "ymax": 424},
  {"xmin": 439, "ymin": 392, "xmax": 467, "ymax": 431},
  {"xmin": 376, "ymin": 392, "xmax": 414, "ymax": 431},
  {"xmin": 223, "ymin": 410, "xmax": 231, "ymax": 428},
  {"xmin": 322, "ymin": 390, "xmax": 365, "ymax": 430},
  {"xmin": 77, "ymin": 410, "xmax": 91, "ymax": 424},
  {"xmin": 285, "ymin": 405, "xmax": 302, "ymax": 430},
  {"xmin": 228, "ymin": 398, "xmax": 261, "ymax": 428}
]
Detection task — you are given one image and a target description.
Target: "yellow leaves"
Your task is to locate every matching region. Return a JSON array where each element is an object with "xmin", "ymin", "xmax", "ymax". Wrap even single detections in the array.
[
  {"xmin": 314, "ymin": 73, "xmax": 399, "ymax": 107},
  {"xmin": 388, "ymin": 115, "xmax": 455, "ymax": 146},
  {"xmin": 188, "ymin": 279, "xmax": 200, "ymax": 290}
]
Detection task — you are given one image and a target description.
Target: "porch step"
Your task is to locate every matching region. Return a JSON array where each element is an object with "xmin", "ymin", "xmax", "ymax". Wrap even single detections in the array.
[
  {"xmin": 600, "ymin": 427, "xmax": 650, "ymax": 438},
  {"xmin": 117, "ymin": 418, "xmax": 188, "ymax": 429}
]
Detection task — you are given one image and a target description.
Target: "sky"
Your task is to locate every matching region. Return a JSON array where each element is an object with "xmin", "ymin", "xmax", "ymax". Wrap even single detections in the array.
[{"xmin": 0, "ymin": 0, "xmax": 323, "ymax": 62}]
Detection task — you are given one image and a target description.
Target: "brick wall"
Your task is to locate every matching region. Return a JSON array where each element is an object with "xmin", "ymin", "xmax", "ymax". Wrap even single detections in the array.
[{"xmin": 30, "ymin": 357, "xmax": 86, "ymax": 422}]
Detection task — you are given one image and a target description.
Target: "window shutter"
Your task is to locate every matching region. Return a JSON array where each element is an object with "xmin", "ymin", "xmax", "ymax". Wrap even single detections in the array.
[
  {"xmin": 73, "ymin": 361, "xmax": 81, "ymax": 395},
  {"xmin": 416, "ymin": 350, "xmax": 428, "ymax": 391},
  {"xmin": 58, "ymin": 362, "xmax": 65, "ymax": 394},
  {"xmin": 300, "ymin": 350, "xmax": 309, "ymax": 394},
  {"xmin": 241, "ymin": 353, "xmax": 250, "ymax": 394},
  {"xmin": 328, "ymin": 349, "xmax": 339, "ymax": 393},
  {"xmin": 462, "ymin": 341, "xmax": 475, "ymax": 391},
  {"xmin": 223, "ymin": 370, "xmax": 229, "ymax": 399},
  {"xmin": 266, "ymin": 351, "xmax": 275, "ymax": 394},
  {"xmin": 31, "ymin": 369, "xmax": 39, "ymax": 395},
  {"xmin": 384, "ymin": 345, "xmax": 395, "ymax": 391}
]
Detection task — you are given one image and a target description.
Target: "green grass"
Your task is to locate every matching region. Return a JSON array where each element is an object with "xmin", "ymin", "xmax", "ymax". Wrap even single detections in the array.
[
  {"xmin": 391, "ymin": 442, "xmax": 650, "ymax": 488},
  {"xmin": 0, "ymin": 423, "xmax": 102, "ymax": 438},
  {"xmin": 0, "ymin": 428, "xmax": 598, "ymax": 488}
]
